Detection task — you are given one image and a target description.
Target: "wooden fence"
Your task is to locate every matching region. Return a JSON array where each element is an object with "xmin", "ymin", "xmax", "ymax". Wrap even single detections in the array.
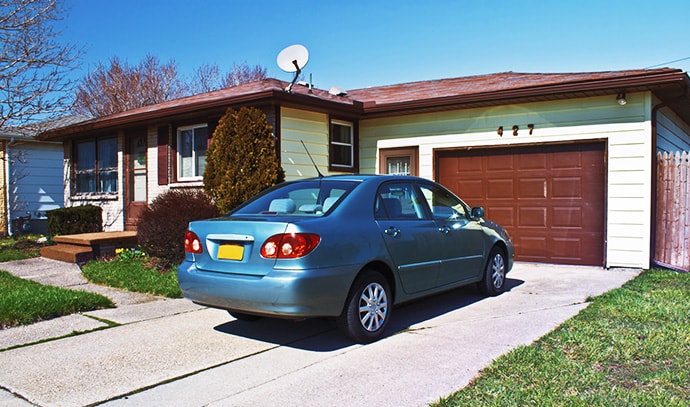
[{"xmin": 655, "ymin": 151, "xmax": 690, "ymax": 271}]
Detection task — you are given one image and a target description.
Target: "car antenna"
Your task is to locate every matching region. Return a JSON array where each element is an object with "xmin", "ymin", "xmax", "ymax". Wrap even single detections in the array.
[{"xmin": 301, "ymin": 140, "xmax": 324, "ymax": 178}]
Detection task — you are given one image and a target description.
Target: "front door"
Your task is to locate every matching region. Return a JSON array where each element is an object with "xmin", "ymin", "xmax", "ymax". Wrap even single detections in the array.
[{"xmin": 125, "ymin": 129, "xmax": 147, "ymax": 230}]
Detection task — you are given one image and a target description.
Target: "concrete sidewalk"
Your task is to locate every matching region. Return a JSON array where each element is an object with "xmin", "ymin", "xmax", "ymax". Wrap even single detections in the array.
[
  {"xmin": 0, "ymin": 258, "xmax": 200, "ymax": 350},
  {"xmin": 0, "ymin": 259, "xmax": 640, "ymax": 407}
]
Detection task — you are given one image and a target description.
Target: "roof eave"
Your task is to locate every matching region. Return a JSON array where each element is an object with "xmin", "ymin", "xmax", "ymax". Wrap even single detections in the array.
[{"xmin": 38, "ymin": 89, "xmax": 363, "ymax": 141}]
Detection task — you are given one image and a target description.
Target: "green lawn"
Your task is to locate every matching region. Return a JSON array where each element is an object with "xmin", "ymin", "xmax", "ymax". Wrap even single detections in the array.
[
  {"xmin": 0, "ymin": 270, "xmax": 114, "ymax": 329},
  {"xmin": 434, "ymin": 269, "xmax": 690, "ymax": 406},
  {"xmin": 0, "ymin": 237, "xmax": 179, "ymax": 329},
  {"xmin": 0, "ymin": 235, "xmax": 44, "ymax": 262},
  {"xmin": 81, "ymin": 256, "xmax": 182, "ymax": 298}
]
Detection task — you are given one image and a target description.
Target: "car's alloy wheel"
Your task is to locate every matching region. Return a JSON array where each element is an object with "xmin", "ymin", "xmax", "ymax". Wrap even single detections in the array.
[
  {"xmin": 338, "ymin": 269, "xmax": 391, "ymax": 343},
  {"xmin": 479, "ymin": 247, "xmax": 507, "ymax": 296}
]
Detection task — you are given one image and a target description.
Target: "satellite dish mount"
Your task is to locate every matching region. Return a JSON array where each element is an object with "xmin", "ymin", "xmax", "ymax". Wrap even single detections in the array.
[{"xmin": 277, "ymin": 44, "xmax": 309, "ymax": 93}]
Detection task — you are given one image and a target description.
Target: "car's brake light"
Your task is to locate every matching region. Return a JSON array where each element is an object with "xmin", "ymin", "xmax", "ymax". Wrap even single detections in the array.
[
  {"xmin": 184, "ymin": 231, "xmax": 203, "ymax": 254},
  {"xmin": 260, "ymin": 233, "xmax": 320, "ymax": 259}
]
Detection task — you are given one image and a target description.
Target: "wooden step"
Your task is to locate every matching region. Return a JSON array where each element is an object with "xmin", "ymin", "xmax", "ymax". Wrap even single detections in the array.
[
  {"xmin": 40, "ymin": 244, "xmax": 94, "ymax": 264},
  {"xmin": 41, "ymin": 231, "xmax": 138, "ymax": 264}
]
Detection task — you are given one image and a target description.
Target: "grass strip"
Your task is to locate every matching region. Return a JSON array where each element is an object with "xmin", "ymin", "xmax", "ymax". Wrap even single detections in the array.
[
  {"xmin": 0, "ymin": 270, "xmax": 114, "ymax": 329},
  {"xmin": 434, "ymin": 269, "xmax": 690, "ymax": 407},
  {"xmin": 81, "ymin": 257, "xmax": 182, "ymax": 298}
]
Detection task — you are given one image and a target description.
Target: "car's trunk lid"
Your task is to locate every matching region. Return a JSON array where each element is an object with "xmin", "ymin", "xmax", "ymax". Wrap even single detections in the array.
[{"xmin": 188, "ymin": 217, "xmax": 289, "ymax": 276}]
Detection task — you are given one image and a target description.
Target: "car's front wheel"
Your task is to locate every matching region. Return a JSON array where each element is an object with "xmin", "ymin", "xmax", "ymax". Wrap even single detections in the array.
[
  {"xmin": 337, "ymin": 269, "xmax": 391, "ymax": 343},
  {"xmin": 479, "ymin": 246, "xmax": 507, "ymax": 296}
]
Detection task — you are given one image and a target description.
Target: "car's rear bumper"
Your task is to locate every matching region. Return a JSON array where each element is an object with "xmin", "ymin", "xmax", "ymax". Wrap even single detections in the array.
[{"xmin": 177, "ymin": 261, "xmax": 357, "ymax": 318}]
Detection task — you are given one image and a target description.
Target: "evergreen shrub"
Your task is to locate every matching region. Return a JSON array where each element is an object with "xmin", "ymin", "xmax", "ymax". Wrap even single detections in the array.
[
  {"xmin": 204, "ymin": 106, "xmax": 285, "ymax": 213},
  {"xmin": 46, "ymin": 205, "xmax": 103, "ymax": 236},
  {"xmin": 136, "ymin": 188, "xmax": 219, "ymax": 268}
]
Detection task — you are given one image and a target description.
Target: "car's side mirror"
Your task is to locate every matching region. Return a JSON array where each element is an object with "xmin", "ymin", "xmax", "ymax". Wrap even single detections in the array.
[{"xmin": 470, "ymin": 206, "xmax": 485, "ymax": 220}]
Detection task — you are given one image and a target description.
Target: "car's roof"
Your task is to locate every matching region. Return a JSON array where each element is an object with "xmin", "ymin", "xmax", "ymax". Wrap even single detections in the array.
[{"xmin": 297, "ymin": 174, "xmax": 430, "ymax": 183}]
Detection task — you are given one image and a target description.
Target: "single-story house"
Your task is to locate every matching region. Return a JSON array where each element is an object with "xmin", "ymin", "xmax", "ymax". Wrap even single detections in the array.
[
  {"xmin": 38, "ymin": 68, "xmax": 690, "ymax": 269},
  {"xmin": 0, "ymin": 117, "xmax": 82, "ymax": 235}
]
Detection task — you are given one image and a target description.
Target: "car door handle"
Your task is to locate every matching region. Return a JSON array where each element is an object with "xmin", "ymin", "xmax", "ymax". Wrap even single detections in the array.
[
  {"xmin": 384, "ymin": 226, "xmax": 401, "ymax": 237},
  {"xmin": 438, "ymin": 225, "xmax": 451, "ymax": 234}
]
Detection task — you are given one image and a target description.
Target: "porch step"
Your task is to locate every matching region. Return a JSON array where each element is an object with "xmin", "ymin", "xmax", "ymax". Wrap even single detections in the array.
[
  {"xmin": 40, "ymin": 244, "xmax": 94, "ymax": 264},
  {"xmin": 41, "ymin": 231, "xmax": 138, "ymax": 264}
]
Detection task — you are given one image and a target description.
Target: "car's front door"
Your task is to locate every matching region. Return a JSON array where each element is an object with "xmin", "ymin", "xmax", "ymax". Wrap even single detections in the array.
[
  {"xmin": 418, "ymin": 183, "xmax": 485, "ymax": 286},
  {"xmin": 375, "ymin": 182, "xmax": 444, "ymax": 294}
]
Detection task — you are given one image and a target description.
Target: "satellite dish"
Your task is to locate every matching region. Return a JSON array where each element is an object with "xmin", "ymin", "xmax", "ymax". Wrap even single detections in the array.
[
  {"xmin": 277, "ymin": 44, "xmax": 309, "ymax": 92},
  {"xmin": 277, "ymin": 44, "xmax": 309, "ymax": 72}
]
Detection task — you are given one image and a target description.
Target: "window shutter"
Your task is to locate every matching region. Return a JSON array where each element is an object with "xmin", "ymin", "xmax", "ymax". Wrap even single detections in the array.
[{"xmin": 157, "ymin": 126, "xmax": 169, "ymax": 185}]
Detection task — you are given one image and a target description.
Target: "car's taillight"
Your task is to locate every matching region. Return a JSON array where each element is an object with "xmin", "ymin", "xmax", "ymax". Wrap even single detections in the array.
[
  {"xmin": 260, "ymin": 233, "xmax": 320, "ymax": 259},
  {"xmin": 184, "ymin": 231, "xmax": 203, "ymax": 254}
]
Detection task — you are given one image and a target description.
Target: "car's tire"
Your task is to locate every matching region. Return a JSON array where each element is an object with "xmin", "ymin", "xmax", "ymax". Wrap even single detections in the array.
[
  {"xmin": 479, "ymin": 247, "xmax": 507, "ymax": 296},
  {"xmin": 228, "ymin": 311, "xmax": 261, "ymax": 321},
  {"xmin": 337, "ymin": 269, "xmax": 392, "ymax": 344}
]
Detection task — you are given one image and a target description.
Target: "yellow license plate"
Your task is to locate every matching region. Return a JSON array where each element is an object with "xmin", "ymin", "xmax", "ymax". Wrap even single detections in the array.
[{"xmin": 218, "ymin": 244, "xmax": 244, "ymax": 260}]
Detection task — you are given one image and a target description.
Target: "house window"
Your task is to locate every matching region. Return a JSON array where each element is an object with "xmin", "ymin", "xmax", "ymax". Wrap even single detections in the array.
[
  {"xmin": 380, "ymin": 147, "xmax": 418, "ymax": 176},
  {"xmin": 177, "ymin": 124, "xmax": 208, "ymax": 180},
  {"xmin": 330, "ymin": 120, "xmax": 354, "ymax": 170},
  {"xmin": 74, "ymin": 137, "xmax": 118, "ymax": 194}
]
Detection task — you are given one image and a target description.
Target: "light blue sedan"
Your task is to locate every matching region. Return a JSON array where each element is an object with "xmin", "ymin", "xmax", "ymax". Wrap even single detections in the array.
[{"xmin": 178, "ymin": 175, "xmax": 514, "ymax": 343}]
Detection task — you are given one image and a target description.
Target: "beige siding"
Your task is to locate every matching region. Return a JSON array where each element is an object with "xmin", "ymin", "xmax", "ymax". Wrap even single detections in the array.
[
  {"xmin": 361, "ymin": 92, "xmax": 654, "ymax": 268},
  {"xmin": 280, "ymin": 107, "xmax": 350, "ymax": 180}
]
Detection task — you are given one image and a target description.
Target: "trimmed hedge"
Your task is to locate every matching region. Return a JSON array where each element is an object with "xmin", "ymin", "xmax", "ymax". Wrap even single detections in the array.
[{"xmin": 47, "ymin": 205, "xmax": 103, "ymax": 236}]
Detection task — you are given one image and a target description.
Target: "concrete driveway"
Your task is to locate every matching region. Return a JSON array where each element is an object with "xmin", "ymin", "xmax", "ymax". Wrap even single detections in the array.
[{"xmin": 0, "ymin": 260, "xmax": 639, "ymax": 406}]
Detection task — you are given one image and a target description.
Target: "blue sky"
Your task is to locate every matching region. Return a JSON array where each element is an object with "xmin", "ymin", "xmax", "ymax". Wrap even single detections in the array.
[{"xmin": 59, "ymin": 0, "xmax": 690, "ymax": 91}]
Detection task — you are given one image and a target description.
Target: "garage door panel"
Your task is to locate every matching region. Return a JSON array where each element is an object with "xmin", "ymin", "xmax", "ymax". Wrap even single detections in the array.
[
  {"xmin": 518, "ymin": 153, "xmax": 547, "ymax": 170},
  {"xmin": 551, "ymin": 177, "xmax": 582, "ymax": 198},
  {"xmin": 552, "ymin": 207, "xmax": 583, "ymax": 229},
  {"xmin": 487, "ymin": 155, "xmax": 514, "ymax": 171},
  {"xmin": 518, "ymin": 178, "xmax": 547, "ymax": 198},
  {"xmin": 550, "ymin": 153, "xmax": 583, "ymax": 169},
  {"xmin": 487, "ymin": 206, "xmax": 515, "ymax": 228},
  {"xmin": 519, "ymin": 207, "xmax": 547, "ymax": 228},
  {"xmin": 487, "ymin": 179, "xmax": 514, "ymax": 199},
  {"xmin": 437, "ymin": 142, "xmax": 605, "ymax": 266},
  {"xmin": 551, "ymin": 236, "xmax": 581, "ymax": 255}
]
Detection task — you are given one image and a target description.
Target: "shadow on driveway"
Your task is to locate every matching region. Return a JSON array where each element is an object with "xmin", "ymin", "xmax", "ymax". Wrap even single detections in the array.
[{"xmin": 212, "ymin": 277, "xmax": 524, "ymax": 351}]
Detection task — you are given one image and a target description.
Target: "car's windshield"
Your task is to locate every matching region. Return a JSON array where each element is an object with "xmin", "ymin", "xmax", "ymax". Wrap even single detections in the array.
[{"xmin": 231, "ymin": 180, "xmax": 359, "ymax": 217}]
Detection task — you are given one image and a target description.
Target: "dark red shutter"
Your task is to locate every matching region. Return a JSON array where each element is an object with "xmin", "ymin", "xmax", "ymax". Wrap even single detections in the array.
[{"xmin": 157, "ymin": 126, "xmax": 169, "ymax": 185}]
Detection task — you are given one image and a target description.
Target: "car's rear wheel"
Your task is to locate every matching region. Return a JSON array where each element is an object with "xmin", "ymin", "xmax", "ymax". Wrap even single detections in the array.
[
  {"xmin": 479, "ymin": 246, "xmax": 507, "ymax": 296},
  {"xmin": 337, "ymin": 269, "xmax": 391, "ymax": 343},
  {"xmin": 228, "ymin": 311, "xmax": 261, "ymax": 321}
]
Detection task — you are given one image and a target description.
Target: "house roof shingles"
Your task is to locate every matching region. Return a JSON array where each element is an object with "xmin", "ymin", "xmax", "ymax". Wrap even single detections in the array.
[{"xmin": 38, "ymin": 68, "xmax": 690, "ymax": 140}]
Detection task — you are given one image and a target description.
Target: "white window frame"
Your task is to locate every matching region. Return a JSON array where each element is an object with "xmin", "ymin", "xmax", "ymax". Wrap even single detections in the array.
[{"xmin": 176, "ymin": 123, "xmax": 208, "ymax": 181}]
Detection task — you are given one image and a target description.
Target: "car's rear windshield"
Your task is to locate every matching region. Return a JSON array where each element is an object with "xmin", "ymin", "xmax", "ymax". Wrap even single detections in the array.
[{"xmin": 231, "ymin": 180, "xmax": 359, "ymax": 217}]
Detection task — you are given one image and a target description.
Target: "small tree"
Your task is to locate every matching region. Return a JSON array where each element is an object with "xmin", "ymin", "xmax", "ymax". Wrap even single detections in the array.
[{"xmin": 204, "ymin": 106, "xmax": 285, "ymax": 213}]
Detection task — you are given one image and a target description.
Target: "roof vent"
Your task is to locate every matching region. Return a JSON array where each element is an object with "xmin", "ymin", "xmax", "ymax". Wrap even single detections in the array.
[{"xmin": 329, "ymin": 86, "xmax": 347, "ymax": 96}]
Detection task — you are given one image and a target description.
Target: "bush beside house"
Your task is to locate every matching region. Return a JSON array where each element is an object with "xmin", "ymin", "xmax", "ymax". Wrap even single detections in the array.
[{"xmin": 136, "ymin": 189, "xmax": 219, "ymax": 268}]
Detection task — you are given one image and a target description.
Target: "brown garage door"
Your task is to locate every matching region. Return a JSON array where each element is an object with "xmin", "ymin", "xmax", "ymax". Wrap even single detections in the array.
[{"xmin": 437, "ymin": 142, "xmax": 606, "ymax": 266}]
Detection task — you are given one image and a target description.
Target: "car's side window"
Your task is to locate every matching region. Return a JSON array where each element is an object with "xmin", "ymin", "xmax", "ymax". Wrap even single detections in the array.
[
  {"xmin": 419, "ymin": 184, "xmax": 468, "ymax": 220},
  {"xmin": 375, "ymin": 182, "xmax": 426, "ymax": 219}
]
